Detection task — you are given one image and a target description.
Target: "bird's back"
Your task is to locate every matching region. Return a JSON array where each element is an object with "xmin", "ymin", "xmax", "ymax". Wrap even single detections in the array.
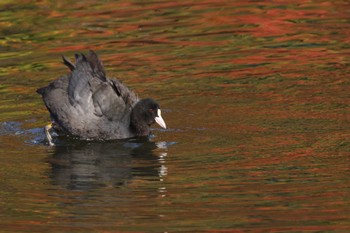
[{"xmin": 37, "ymin": 51, "xmax": 138, "ymax": 140}]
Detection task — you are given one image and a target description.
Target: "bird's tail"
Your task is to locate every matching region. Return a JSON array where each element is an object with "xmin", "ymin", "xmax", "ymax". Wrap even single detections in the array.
[{"xmin": 62, "ymin": 50, "xmax": 106, "ymax": 81}]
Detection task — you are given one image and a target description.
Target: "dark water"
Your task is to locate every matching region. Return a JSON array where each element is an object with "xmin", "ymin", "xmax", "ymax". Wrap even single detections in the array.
[{"xmin": 1, "ymin": 1, "xmax": 349, "ymax": 232}]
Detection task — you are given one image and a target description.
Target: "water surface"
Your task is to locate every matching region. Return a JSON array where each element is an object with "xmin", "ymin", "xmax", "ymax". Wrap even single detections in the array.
[{"xmin": 0, "ymin": 1, "xmax": 349, "ymax": 232}]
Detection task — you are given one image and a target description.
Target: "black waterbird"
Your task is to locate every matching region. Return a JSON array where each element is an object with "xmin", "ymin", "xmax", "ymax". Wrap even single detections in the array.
[{"xmin": 37, "ymin": 51, "xmax": 166, "ymax": 145}]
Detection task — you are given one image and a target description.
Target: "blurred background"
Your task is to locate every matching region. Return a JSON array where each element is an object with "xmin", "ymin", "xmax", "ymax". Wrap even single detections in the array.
[{"xmin": 0, "ymin": 1, "xmax": 349, "ymax": 232}]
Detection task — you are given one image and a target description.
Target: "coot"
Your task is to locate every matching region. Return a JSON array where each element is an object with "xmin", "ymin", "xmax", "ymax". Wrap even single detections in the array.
[{"xmin": 37, "ymin": 51, "xmax": 166, "ymax": 145}]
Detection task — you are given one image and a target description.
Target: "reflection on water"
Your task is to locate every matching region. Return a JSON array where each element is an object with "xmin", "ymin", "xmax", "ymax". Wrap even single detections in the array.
[
  {"xmin": 49, "ymin": 139, "xmax": 163, "ymax": 191},
  {"xmin": 44, "ymin": 140, "xmax": 173, "ymax": 233},
  {"xmin": 0, "ymin": 0, "xmax": 349, "ymax": 232}
]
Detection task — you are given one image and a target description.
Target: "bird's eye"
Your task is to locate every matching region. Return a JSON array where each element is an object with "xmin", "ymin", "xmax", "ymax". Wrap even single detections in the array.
[{"xmin": 148, "ymin": 108, "xmax": 153, "ymax": 113}]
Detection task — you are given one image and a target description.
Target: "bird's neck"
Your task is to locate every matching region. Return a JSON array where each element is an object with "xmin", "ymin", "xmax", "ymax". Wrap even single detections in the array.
[
  {"xmin": 130, "ymin": 104, "xmax": 150, "ymax": 136},
  {"xmin": 130, "ymin": 120, "xmax": 150, "ymax": 136}
]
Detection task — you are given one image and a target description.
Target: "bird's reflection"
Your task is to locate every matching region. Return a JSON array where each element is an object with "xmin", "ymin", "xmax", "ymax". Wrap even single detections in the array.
[{"xmin": 48, "ymin": 137, "xmax": 167, "ymax": 191}]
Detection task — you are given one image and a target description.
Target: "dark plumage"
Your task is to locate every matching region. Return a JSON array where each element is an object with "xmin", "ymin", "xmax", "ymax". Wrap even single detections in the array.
[{"xmin": 37, "ymin": 51, "xmax": 166, "ymax": 142}]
